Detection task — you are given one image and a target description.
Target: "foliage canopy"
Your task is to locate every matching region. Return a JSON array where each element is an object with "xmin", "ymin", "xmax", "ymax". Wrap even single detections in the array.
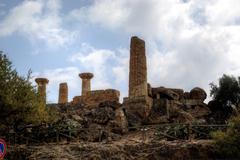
[
  {"xmin": 212, "ymin": 115, "xmax": 240, "ymax": 158},
  {"xmin": 0, "ymin": 51, "xmax": 57, "ymax": 131},
  {"xmin": 210, "ymin": 74, "xmax": 240, "ymax": 107}
]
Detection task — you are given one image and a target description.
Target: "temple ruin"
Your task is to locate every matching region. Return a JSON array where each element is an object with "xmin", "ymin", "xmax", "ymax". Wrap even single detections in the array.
[{"xmin": 35, "ymin": 35, "xmax": 210, "ymax": 129}]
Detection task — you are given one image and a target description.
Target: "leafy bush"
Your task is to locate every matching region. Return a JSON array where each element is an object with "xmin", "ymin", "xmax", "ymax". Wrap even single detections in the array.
[
  {"xmin": 0, "ymin": 52, "xmax": 58, "ymax": 132},
  {"xmin": 209, "ymin": 74, "xmax": 240, "ymax": 123},
  {"xmin": 212, "ymin": 115, "xmax": 240, "ymax": 158}
]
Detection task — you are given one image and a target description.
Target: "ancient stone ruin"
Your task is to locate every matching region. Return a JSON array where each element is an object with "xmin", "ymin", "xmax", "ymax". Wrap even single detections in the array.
[
  {"xmin": 79, "ymin": 72, "xmax": 93, "ymax": 96},
  {"xmin": 35, "ymin": 36, "xmax": 210, "ymax": 132},
  {"xmin": 72, "ymin": 72, "xmax": 120, "ymax": 108},
  {"xmin": 123, "ymin": 36, "xmax": 153, "ymax": 125},
  {"xmin": 129, "ymin": 36, "xmax": 148, "ymax": 98},
  {"xmin": 58, "ymin": 82, "xmax": 68, "ymax": 104},
  {"xmin": 35, "ymin": 78, "xmax": 49, "ymax": 104}
]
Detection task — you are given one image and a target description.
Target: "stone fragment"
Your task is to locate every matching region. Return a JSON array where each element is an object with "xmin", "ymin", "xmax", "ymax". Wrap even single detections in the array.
[
  {"xmin": 72, "ymin": 89, "xmax": 120, "ymax": 107},
  {"xmin": 152, "ymin": 87, "xmax": 180, "ymax": 100},
  {"xmin": 190, "ymin": 87, "xmax": 207, "ymax": 101}
]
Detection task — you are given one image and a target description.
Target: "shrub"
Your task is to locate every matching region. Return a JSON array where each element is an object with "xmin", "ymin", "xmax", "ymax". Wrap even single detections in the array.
[
  {"xmin": 0, "ymin": 52, "xmax": 58, "ymax": 132},
  {"xmin": 212, "ymin": 115, "xmax": 240, "ymax": 158}
]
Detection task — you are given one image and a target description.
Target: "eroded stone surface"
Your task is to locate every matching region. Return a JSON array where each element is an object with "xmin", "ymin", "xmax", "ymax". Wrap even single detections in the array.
[
  {"xmin": 79, "ymin": 72, "xmax": 94, "ymax": 96},
  {"xmin": 35, "ymin": 78, "xmax": 49, "ymax": 103},
  {"xmin": 129, "ymin": 36, "xmax": 147, "ymax": 98},
  {"xmin": 124, "ymin": 36, "xmax": 153, "ymax": 124},
  {"xmin": 190, "ymin": 87, "xmax": 207, "ymax": 101},
  {"xmin": 72, "ymin": 89, "xmax": 120, "ymax": 108},
  {"xmin": 58, "ymin": 82, "xmax": 68, "ymax": 104}
]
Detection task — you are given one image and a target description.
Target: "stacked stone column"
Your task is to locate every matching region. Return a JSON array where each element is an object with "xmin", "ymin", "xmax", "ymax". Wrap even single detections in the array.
[
  {"xmin": 58, "ymin": 82, "xmax": 68, "ymax": 104},
  {"xmin": 35, "ymin": 78, "xmax": 49, "ymax": 104},
  {"xmin": 129, "ymin": 36, "xmax": 147, "ymax": 98},
  {"xmin": 79, "ymin": 73, "xmax": 94, "ymax": 96},
  {"xmin": 123, "ymin": 36, "xmax": 152, "ymax": 123}
]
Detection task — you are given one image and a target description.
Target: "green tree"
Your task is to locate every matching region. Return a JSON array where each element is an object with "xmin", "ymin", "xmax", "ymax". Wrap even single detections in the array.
[
  {"xmin": 212, "ymin": 115, "xmax": 240, "ymax": 158},
  {"xmin": 210, "ymin": 74, "xmax": 240, "ymax": 107},
  {"xmin": 0, "ymin": 51, "xmax": 51, "ymax": 131}
]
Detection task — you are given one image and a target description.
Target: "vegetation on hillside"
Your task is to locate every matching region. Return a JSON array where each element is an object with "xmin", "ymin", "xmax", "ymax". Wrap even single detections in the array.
[
  {"xmin": 210, "ymin": 74, "xmax": 240, "ymax": 158},
  {"xmin": 0, "ymin": 51, "xmax": 58, "ymax": 132},
  {"xmin": 210, "ymin": 74, "xmax": 240, "ymax": 107},
  {"xmin": 212, "ymin": 115, "xmax": 240, "ymax": 158},
  {"xmin": 209, "ymin": 74, "xmax": 240, "ymax": 123}
]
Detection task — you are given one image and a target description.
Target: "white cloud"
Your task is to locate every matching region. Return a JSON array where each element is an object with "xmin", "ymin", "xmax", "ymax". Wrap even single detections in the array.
[
  {"xmin": 112, "ymin": 49, "xmax": 129, "ymax": 85},
  {"xmin": 205, "ymin": 0, "xmax": 240, "ymax": 25},
  {"xmin": 33, "ymin": 43, "xmax": 130, "ymax": 103},
  {"xmin": 149, "ymin": 28, "xmax": 229, "ymax": 89},
  {"xmin": 70, "ymin": 0, "xmax": 194, "ymax": 42},
  {"xmin": 69, "ymin": 44, "xmax": 129, "ymax": 91},
  {"xmin": 33, "ymin": 67, "xmax": 81, "ymax": 103},
  {"xmin": 0, "ymin": 0, "xmax": 75, "ymax": 47},
  {"xmin": 70, "ymin": 43, "xmax": 115, "ymax": 89},
  {"xmin": 7, "ymin": 0, "xmax": 240, "ymax": 103},
  {"xmin": 70, "ymin": 0, "xmax": 240, "ymax": 100}
]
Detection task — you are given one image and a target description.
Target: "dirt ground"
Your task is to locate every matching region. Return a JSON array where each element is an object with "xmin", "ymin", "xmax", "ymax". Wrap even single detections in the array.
[{"xmin": 7, "ymin": 130, "xmax": 217, "ymax": 160}]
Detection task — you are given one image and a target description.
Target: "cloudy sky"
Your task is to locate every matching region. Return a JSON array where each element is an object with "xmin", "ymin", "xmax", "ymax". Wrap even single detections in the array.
[{"xmin": 0, "ymin": 0, "xmax": 240, "ymax": 103}]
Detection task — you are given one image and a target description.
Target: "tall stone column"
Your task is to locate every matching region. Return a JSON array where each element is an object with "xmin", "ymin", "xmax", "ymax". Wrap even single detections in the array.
[
  {"xmin": 58, "ymin": 82, "xmax": 68, "ymax": 104},
  {"xmin": 79, "ymin": 73, "xmax": 94, "ymax": 96},
  {"xmin": 123, "ymin": 36, "xmax": 152, "ymax": 124},
  {"xmin": 129, "ymin": 36, "xmax": 148, "ymax": 98},
  {"xmin": 35, "ymin": 78, "xmax": 49, "ymax": 104}
]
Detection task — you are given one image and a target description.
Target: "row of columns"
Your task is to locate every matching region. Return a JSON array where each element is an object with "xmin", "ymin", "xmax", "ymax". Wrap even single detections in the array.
[{"xmin": 35, "ymin": 72, "xmax": 94, "ymax": 104}]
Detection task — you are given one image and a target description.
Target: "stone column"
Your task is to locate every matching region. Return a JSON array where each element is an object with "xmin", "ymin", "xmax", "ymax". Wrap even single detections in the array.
[
  {"xmin": 79, "ymin": 73, "xmax": 94, "ymax": 96},
  {"xmin": 123, "ymin": 36, "xmax": 152, "ymax": 123},
  {"xmin": 35, "ymin": 78, "xmax": 49, "ymax": 104},
  {"xmin": 129, "ymin": 36, "xmax": 148, "ymax": 98},
  {"xmin": 58, "ymin": 82, "xmax": 68, "ymax": 104}
]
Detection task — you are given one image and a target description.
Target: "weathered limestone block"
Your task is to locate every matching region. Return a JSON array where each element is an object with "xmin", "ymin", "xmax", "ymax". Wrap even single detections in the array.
[
  {"xmin": 123, "ymin": 96, "xmax": 152, "ymax": 126},
  {"xmin": 187, "ymin": 105, "xmax": 210, "ymax": 119},
  {"xmin": 79, "ymin": 72, "xmax": 94, "ymax": 96},
  {"xmin": 169, "ymin": 88, "xmax": 184, "ymax": 100},
  {"xmin": 182, "ymin": 99, "xmax": 210, "ymax": 120},
  {"xmin": 72, "ymin": 89, "xmax": 120, "ymax": 108},
  {"xmin": 112, "ymin": 108, "xmax": 128, "ymax": 133},
  {"xmin": 144, "ymin": 98, "xmax": 171, "ymax": 124},
  {"xmin": 99, "ymin": 101, "xmax": 121, "ymax": 110},
  {"xmin": 182, "ymin": 99, "xmax": 205, "ymax": 106},
  {"xmin": 35, "ymin": 78, "xmax": 49, "ymax": 103},
  {"xmin": 169, "ymin": 109, "xmax": 194, "ymax": 123},
  {"xmin": 86, "ymin": 101, "xmax": 128, "ymax": 134},
  {"xmin": 72, "ymin": 96, "xmax": 84, "ymax": 105},
  {"xmin": 190, "ymin": 87, "xmax": 207, "ymax": 101},
  {"xmin": 58, "ymin": 82, "xmax": 68, "ymax": 104},
  {"xmin": 152, "ymin": 87, "xmax": 180, "ymax": 100}
]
